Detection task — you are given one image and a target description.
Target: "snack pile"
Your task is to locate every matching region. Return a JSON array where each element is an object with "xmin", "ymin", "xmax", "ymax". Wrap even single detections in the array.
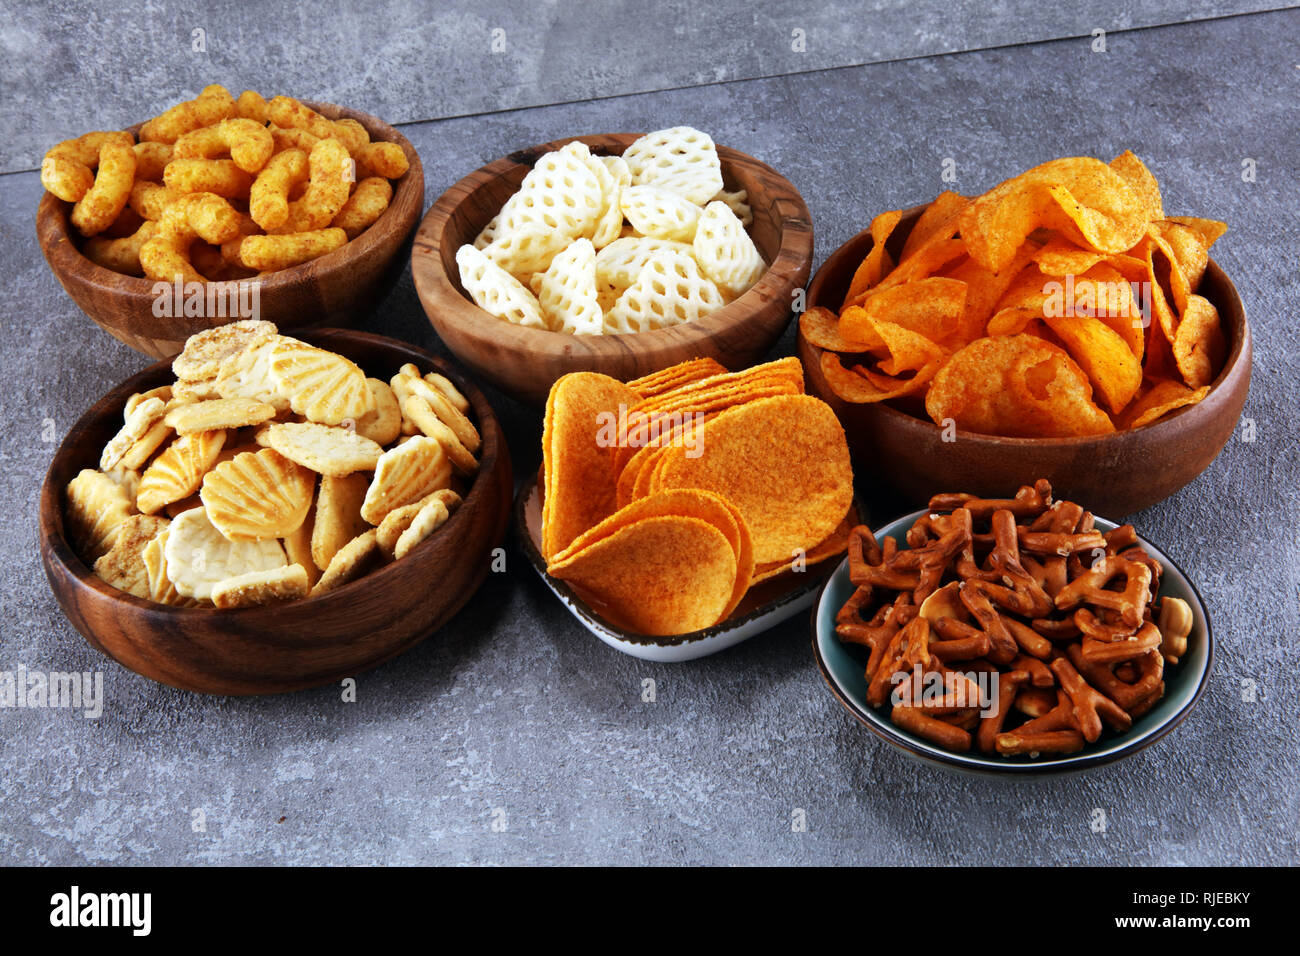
[
  {"xmin": 836, "ymin": 480, "xmax": 1194, "ymax": 757},
  {"xmin": 457, "ymin": 127, "xmax": 766, "ymax": 335},
  {"xmin": 541, "ymin": 357, "xmax": 855, "ymax": 636},
  {"xmin": 41, "ymin": 85, "xmax": 410, "ymax": 282},
  {"xmin": 804, "ymin": 152, "xmax": 1228, "ymax": 437},
  {"xmin": 65, "ymin": 320, "xmax": 478, "ymax": 608}
]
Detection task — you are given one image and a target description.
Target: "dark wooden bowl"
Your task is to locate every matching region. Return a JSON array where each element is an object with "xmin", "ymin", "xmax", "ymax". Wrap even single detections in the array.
[
  {"xmin": 38, "ymin": 329, "xmax": 513, "ymax": 695},
  {"xmin": 410, "ymin": 132, "xmax": 813, "ymax": 406},
  {"xmin": 36, "ymin": 102, "xmax": 425, "ymax": 360},
  {"xmin": 800, "ymin": 204, "xmax": 1251, "ymax": 517}
]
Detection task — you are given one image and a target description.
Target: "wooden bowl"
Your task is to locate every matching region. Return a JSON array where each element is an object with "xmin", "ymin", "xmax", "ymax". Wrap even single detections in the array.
[
  {"xmin": 35, "ymin": 102, "xmax": 424, "ymax": 360},
  {"xmin": 800, "ymin": 205, "xmax": 1252, "ymax": 516},
  {"xmin": 38, "ymin": 329, "xmax": 513, "ymax": 695},
  {"xmin": 410, "ymin": 133, "xmax": 813, "ymax": 406}
]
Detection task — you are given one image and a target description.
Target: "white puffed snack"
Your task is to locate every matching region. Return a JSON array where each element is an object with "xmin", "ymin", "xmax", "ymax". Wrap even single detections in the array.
[
  {"xmin": 594, "ymin": 236, "xmax": 694, "ymax": 293},
  {"xmin": 619, "ymin": 185, "xmax": 702, "ymax": 243},
  {"xmin": 605, "ymin": 250, "xmax": 724, "ymax": 334},
  {"xmin": 588, "ymin": 154, "xmax": 630, "ymax": 249},
  {"xmin": 481, "ymin": 223, "xmax": 569, "ymax": 278},
  {"xmin": 711, "ymin": 187, "xmax": 753, "ymax": 227},
  {"xmin": 498, "ymin": 141, "xmax": 603, "ymax": 240},
  {"xmin": 456, "ymin": 244, "xmax": 546, "ymax": 328},
  {"xmin": 621, "ymin": 126, "xmax": 724, "ymax": 205},
  {"xmin": 693, "ymin": 200, "xmax": 766, "ymax": 300},
  {"xmin": 536, "ymin": 238, "xmax": 604, "ymax": 336},
  {"xmin": 163, "ymin": 506, "xmax": 287, "ymax": 601}
]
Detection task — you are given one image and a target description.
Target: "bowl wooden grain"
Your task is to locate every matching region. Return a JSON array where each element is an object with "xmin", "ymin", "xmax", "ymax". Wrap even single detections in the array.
[
  {"xmin": 800, "ymin": 204, "xmax": 1251, "ymax": 516},
  {"xmin": 36, "ymin": 102, "xmax": 424, "ymax": 361},
  {"xmin": 411, "ymin": 133, "xmax": 813, "ymax": 406},
  {"xmin": 39, "ymin": 329, "xmax": 513, "ymax": 695}
]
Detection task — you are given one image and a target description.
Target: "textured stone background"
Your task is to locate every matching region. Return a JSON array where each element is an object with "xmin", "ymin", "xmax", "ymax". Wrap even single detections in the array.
[{"xmin": 1, "ymin": 3, "xmax": 1297, "ymax": 865}]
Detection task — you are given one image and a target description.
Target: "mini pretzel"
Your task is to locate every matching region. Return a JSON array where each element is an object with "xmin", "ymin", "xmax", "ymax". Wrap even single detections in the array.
[
  {"xmin": 1079, "ymin": 622, "xmax": 1162, "ymax": 665},
  {"xmin": 1055, "ymin": 554, "xmax": 1152, "ymax": 628},
  {"xmin": 976, "ymin": 668, "xmax": 1027, "ymax": 753},
  {"xmin": 1013, "ymin": 690, "xmax": 1074, "ymax": 733},
  {"xmin": 1013, "ymin": 686, "xmax": 1058, "ymax": 718},
  {"xmin": 893, "ymin": 703, "xmax": 971, "ymax": 752},
  {"xmin": 1017, "ymin": 526, "xmax": 1107, "ymax": 556},
  {"xmin": 995, "ymin": 729, "xmax": 1085, "ymax": 756},
  {"xmin": 837, "ymin": 586, "xmax": 904, "ymax": 680},
  {"xmin": 1067, "ymin": 644, "xmax": 1164, "ymax": 711},
  {"xmin": 958, "ymin": 581, "xmax": 1018, "ymax": 664},
  {"xmin": 1011, "ymin": 653, "xmax": 1054, "ymax": 687},
  {"xmin": 1050, "ymin": 657, "xmax": 1131, "ymax": 743},
  {"xmin": 928, "ymin": 478, "xmax": 1052, "ymax": 522},
  {"xmin": 1003, "ymin": 616, "xmax": 1053, "ymax": 659}
]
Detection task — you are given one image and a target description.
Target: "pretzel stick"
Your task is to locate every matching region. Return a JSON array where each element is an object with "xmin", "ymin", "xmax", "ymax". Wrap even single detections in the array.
[
  {"xmin": 976, "ymin": 669, "xmax": 1027, "ymax": 753},
  {"xmin": 1013, "ymin": 690, "xmax": 1075, "ymax": 732},
  {"xmin": 1011, "ymin": 653, "xmax": 1055, "ymax": 687},
  {"xmin": 1003, "ymin": 616, "xmax": 1053, "ymax": 659},
  {"xmin": 1055, "ymin": 555, "xmax": 1152, "ymax": 627},
  {"xmin": 1079, "ymin": 623, "xmax": 1162, "ymax": 665},
  {"xmin": 995, "ymin": 729, "xmax": 1086, "ymax": 756},
  {"xmin": 892, "ymin": 703, "xmax": 972, "ymax": 752}
]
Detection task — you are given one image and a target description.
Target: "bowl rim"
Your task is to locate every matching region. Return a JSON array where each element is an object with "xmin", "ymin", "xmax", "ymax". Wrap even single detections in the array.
[
  {"xmin": 802, "ymin": 203, "xmax": 1251, "ymax": 448},
  {"xmin": 410, "ymin": 131, "xmax": 814, "ymax": 352},
  {"xmin": 810, "ymin": 507, "xmax": 1215, "ymax": 775},
  {"xmin": 38, "ymin": 328, "xmax": 504, "ymax": 619},
  {"xmin": 513, "ymin": 471, "xmax": 843, "ymax": 648},
  {"xmin": 35, "ymin": 99, "xmax": 425, "ymax": 296}
]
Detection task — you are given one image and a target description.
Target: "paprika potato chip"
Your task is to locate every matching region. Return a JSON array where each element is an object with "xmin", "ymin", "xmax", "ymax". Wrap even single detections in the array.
[
  {"xmin": 1116, "ymin": 378, "xmax": 1211, "ymax": 429},
  {"xmin": 1173, "ymin": 294, "xmax": 1226, "ymax": 389}
]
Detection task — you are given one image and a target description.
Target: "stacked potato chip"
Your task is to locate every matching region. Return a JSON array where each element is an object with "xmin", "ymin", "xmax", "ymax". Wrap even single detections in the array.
[
  {"xmin": 457, "ymin": 127, "xmax": 766, "ymax": 335},
  {"xmin": 804, "ymin": 152, "xmax": 1228, "ymax": 437},
  {"xmin": 65, "ymin": 320, "xmax": 478, "ymax": 609},
  {"xmin": 41, "ymin": 85, "xmax": 409, "ymax": 282},
  {"xmin": 541, "ymin": 357, "xmax": 855, "ymax": 635}
]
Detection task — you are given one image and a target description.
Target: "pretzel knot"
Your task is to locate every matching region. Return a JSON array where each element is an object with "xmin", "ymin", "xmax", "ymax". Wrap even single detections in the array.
[{"xmin": 1055, "ymin": 554, "xmax": 1152, "ymax": 629}]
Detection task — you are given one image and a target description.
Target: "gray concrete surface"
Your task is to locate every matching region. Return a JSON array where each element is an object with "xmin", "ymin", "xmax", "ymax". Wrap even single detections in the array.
[
  {"xmin": 1, "ymin": 0, "xmax": 1291, "ymax": 172},
  {"xmin": 1, "ymin": 6, "xmax": 1297, "ymax": 865}
]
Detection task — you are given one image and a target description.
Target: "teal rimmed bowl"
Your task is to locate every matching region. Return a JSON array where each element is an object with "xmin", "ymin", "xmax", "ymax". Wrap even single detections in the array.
[{"xmin": 811, "ymin": 509, "xmax": 1213, "ymax": 775}]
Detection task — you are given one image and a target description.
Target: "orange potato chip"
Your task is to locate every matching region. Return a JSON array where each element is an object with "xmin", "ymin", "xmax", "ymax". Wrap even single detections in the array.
[
  {"xmin": 548, "ymin": 512, "xmax": 738, "ymax": 636},
  {"xmin": 1116, "ymin": 378, "xmax": 1211, "ymax": 429},
  {"xmin": 959, "ymin": 158, "xmax": 1148, "ymax": 272},
  {"xmin": 626, "ymin": 358, "xmax": 727, "ymax": 398},
  {"xmin": 800, "ymin": 305, "xmax": 877, "ymax": 353},
  {"xmin": 840, "ymin": 277, "xmax": 967, "ymax": 346},
  {"xmin": 925, "ymin": 334, "xmax": 1114, "ymax": 438},
  {"xmin": 1151, "ymin": 218, "xmax": 1217, "ymax": 291},
  {"xmin": 846, "ymin": 238, "xmax": 968, "ymax": 309},
  {"xmin": 844, "ymin": 209, "xmax": 902, "ymax": 304},
  {"xmin": 650, "ymin": 394, "xmax": 853, "ymax": 565},
  {"xmin": 1042, "ymin": 312, "xmax": 1142, "ymax": 413},
  {"xmin": 899, "ymin": 190, "xmax": 969, "ymax": 262},
  {"xmin": 1109, "ymin": 150, "xmax": 1164, "ymax": 222},
  {"xmin": 541, "ymin": 372, "xmax": 640, "ymax": 560},
  {"xmin": 820, "ymin": 352, "xmax": 936, "ymax": 404},
  {"xmin": 1173, "ymin": 294, "xmax": 1226, "ymax": 389}
]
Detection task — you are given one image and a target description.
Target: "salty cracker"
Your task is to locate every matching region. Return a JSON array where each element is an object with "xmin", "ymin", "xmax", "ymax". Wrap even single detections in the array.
[
  {"xmin": 354, "ymin": 378, "xmax": 403, "ymax": 446},
  {"xmin": 269, "ymin": 339, "xmax": 373, "ymax": 425},
  {"xmin": 262, "ymin": 421, "xmax": 383, "ymax": 476},
  {"xmin": 541, "ymin": 372, "xmax": 640, "ymax": 560},
  {"xmin": 200, "ymin": 448, "xmax": 316, "ymax": 541},
  {"xmin": 360, "ymin": 436, "xmax": 452, "ymax": 525},
  {"xmin": 213, "ymin": 335, "xmax": 292, "ymax": 411},
  {"xmin": 402, "ymin": 395, "xmax": 478, "ymax": 476},
  {"xmin": 311, "ymin": 529, "xmax": 384, "ymax": 595},
  {"xmin": 693, "ymin": 201, "xmax": 766, "ymax": 300},
  {"xmin": 376, "ymin": 489, "xmax": 461, "ymax": 557},
  {"xmin": 548, "ymin": 514, "xmax": 737, "ymax": 637},
  {"xmin": 164, "ymin": 506, "xmax": 286, "ymax": 601},
  {"xmin": 173, "ymin": 319, "xmax": 278, "ymax": 382},
  {"xmin": 311, "ymin": 472, "xmax": 371, "ymax": 570},
  {"xmin": 925, "ymin": 334, "xmax": 1114, "ymax": 438},
  {"xmin": 101, "ymin": 396, "xmax": 167, "ymax": 471},
  {"xmin": 619, "ymin": 185, "xmax": 702, "ymax": 243},
  {"xmin": 499, "ymin": 141, "xmax": 604, "ymax": 239},
  {"xmin": 536, "ymin": 237, "xmax": 604, "ymax": 335},
  {"xmin": 651, "ymin": 394, "xmax": 853, "ymax": 567},
  {"xmin": 142, "ymin": 529, "xmax": 199, "ymax": 606},
  {"xmin": 211, "ymin": 563, "xmax": 310, "ymax": 608},
  {"xmin": 456, "ymin": 244, "xmax": 546, "ymax": 329},
  {"xmin": 606, "ymin": 250, "xmax": 724, "ymax": 333},
  {"xmin": 137, "ymin": 429, "xmax": 227, "ymax": 514},
  {"xmin": 393, "ymin": 498, "xmax": 451, "ymax": 560},
  {"xmin": 281, "ymin": 505, "xmax": 321, "ymax": 587},
  {"xmin": 164, "ymin": 397, "xmax": 276, "ymax": 435},
  {"xmin": 622, "ymin": 126, "xmax": 724, "ymax": 205},
  {"xmin": 92, "ymin": 514, "xmax": 172, "ymax": 599},
  {"xmin": 65, "ymin": 469, "xmax": 135, "ymax": 563}
]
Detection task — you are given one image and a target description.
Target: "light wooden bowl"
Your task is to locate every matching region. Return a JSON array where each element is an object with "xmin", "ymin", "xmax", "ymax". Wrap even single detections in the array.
[
  {"xmin": 36, "ymin": 102, "xmax": 424, "ymax": 360},
  {"xmin": 411, "ymin": 132, "xmax": 813, "ymax": 406},
  {"xmin": 38, "ymin": 330, "xmax": 513, "ymax": 695},
  {"xmin": 799, "ymin": 205, "xmax": 1252, "ymax": 517}
]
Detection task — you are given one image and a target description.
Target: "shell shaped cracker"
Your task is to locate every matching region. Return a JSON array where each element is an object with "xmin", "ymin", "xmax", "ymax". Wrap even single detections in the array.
[
  {"xmin": 311, "ymin": 529, "xmax": 384, "ymax": 595},
  {"xmin": 137, "ymin": 429, "xmax": 227, "ymax": 515},
  {"xmin": 173, "ymin": 319, "xmax": 278, "ymax": 382},
  {"xmin": 693, "ymin": 200, "xmax": 766, "ymax": 300},
  {"xmin": 455, "ymin": 244, "xmax": 546, "ymax": 329},
  {"xmin": 65, "ymin": 468, "xmax": 136, "ymax": 562},
  {"xmin": 268, "ymin": 339, "xmax": 374, "ymax": 425},
  {"xmin": 214, "ymin": 335, "xmax": 293, "ymax": 411},
  {"xmin": 606, "ymin": 250, "xmax": 725, "ymax": 333},
  {"xmin": 163, "ymin": 505, "xmax": 286, "ymax": 601},
  {"xmin": 163, "ymin": 397, "xmax": 277, "ymax": 435},
  {"xmin": 355, "ymin": 378, "xmax": 403, "ymax": 446},
  {"xmin": 481, "ymin": 223, "xmax": 570, "ymax": 279},
  {"xmin": 498, "ymin": 141, "xmax": 604, "ymax": 239},
  {"xmin": 393, "ymin": 498, "xmax": 451, "ymax": 560},
  {"xmin": 262, "ymin": 421, "xmax": 384, "ymax": 476},
  {"xmin": 142, "ymin": 529, "xmax": 200, "ymax": 606},
  {"xmin": 93, "ymin": 514, "xmax": 171, "ymax": 599},
  {"xmin": 536, "ymin": 238, "xmax": 604, "ymax": 336},
  {"xmin": 622, "ymin": 126, "xmax": 723, "ymax": 205},
  {"xmin": 620, "ymin": 185, "xmax": 702, "ymax": 243},
  {"xmin": 200, "ymin": 447, "xmax": 316, "ymax": 541},
  {"xmin": 100, "ymin": 396, "xmax": 167, "ymax": 471},
  {"xmin": 360, "ymin": 436, "xmax": 452, "ymax": 525}
]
